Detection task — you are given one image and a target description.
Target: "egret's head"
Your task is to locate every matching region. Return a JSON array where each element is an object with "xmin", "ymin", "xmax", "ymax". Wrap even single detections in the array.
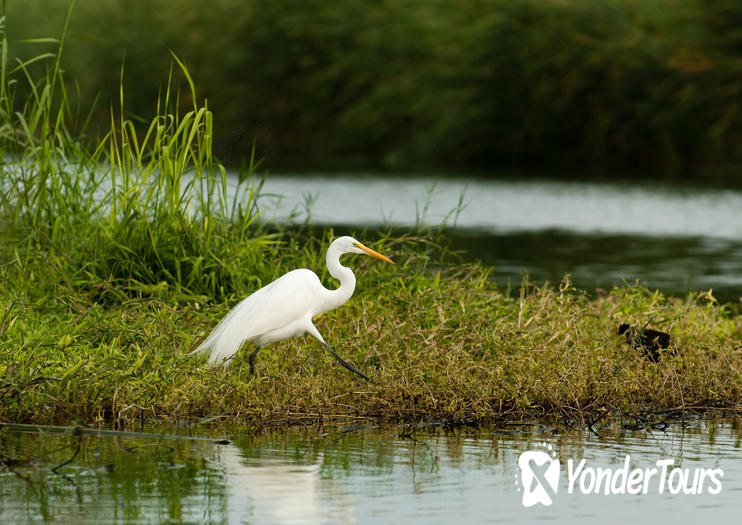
[{"xmin": 334, "ymin": 236, "xmax": 394, "ymax": 264}]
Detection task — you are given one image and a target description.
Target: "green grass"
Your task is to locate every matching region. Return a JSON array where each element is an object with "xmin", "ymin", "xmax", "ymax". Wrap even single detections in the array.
[
  {"xmin": 2, "ymin": 244, "xmax": 741, "ymax": 426},
  {"xmin": 1, "ymin": 15, "xmax": 741, "ymax": 428}
]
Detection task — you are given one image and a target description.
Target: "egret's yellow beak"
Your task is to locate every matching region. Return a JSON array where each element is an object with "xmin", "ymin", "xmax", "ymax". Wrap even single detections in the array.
[{"xmin": 354, "ymin": 242, "xmax": 394, "ymax": 264}]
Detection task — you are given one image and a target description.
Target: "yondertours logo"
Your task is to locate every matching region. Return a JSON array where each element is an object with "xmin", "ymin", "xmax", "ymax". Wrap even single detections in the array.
[
  {"xmin": 517, "ymin": 444, "xmax": 560, "ymax": 507},
  {"xmin": 516, "ymin": 445, "xmax": 723, "ymax": 507}
]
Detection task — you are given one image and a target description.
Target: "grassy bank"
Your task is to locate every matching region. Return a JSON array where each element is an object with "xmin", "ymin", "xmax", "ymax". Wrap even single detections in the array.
[
  {"xmin": 6, "ymin": 0, "xmax": 742, "ymax": 174},
  {"xmin": 2, "ymin": 247, "xmax": 742, "ymax": 426},
  {"xmin": 1, "ymin": 20, "xmax": 741, "ymax": 428}
]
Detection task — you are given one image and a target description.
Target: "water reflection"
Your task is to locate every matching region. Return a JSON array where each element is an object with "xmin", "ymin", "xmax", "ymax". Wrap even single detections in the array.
[
  {"xmin": 450, "ymin": 230, "xmax": 742, "ymax": 304},
  {"xmin": 220, "ymin": 445, "xmax": 355, "ymax": 524},
  {"xmin": 1, "ymin": 418, "xmax": 740, "ymax": 523},
  {"xmin": 0, "ymin": 432, "xmax": 229, "ymax": 523}
]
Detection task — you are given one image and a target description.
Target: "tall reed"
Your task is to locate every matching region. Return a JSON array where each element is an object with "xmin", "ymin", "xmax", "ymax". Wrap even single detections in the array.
[{"xmin": 0, "ymin": 7, "xmax": 272, "ymax": 302}]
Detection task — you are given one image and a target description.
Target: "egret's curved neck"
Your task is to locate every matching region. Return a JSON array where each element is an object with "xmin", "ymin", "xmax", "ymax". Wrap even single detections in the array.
[{"xmin": 324, "ymin": 244, "xmax": 356, "ymax": 311}]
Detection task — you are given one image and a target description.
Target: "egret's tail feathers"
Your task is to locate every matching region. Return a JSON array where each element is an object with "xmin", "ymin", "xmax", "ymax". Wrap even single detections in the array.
[
  {"xmin": 205, "ymin": 343, "xmax": 231, "ymax": 367},
  {"xmin": 185, "ymin": 343, "xmax": 209, "ymax": 357},
  {"xmin": 189, "ymin": 320, "xmax": 247, "ymax": 367},
  {"xmin": 191, "ymin": 293, "xmax": 262, "ymax": 367},
  {"xmin": 186, "ymin": 336, "xmax": 228, "ymax": 367}
]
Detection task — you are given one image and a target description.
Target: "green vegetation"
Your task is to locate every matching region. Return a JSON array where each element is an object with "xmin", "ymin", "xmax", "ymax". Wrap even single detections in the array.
[
  {"xmin": 1, "ymin": 15, "xmax": 741, "ymax": 428},
  {"xmin": 6, "ymin": 0, "xmax": 742, "ymax": 174},
  {"xmin": 0, "ymin": 6, "xmax": 274, "ymax": 303},
  {"xmin": 3, "ymin": 252, "xmax": 742, "ymax": 426}
]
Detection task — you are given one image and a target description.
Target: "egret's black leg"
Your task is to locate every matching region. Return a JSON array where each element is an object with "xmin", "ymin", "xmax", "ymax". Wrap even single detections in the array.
[
  {"xmin": 324, "ymin": 343, "xmax": 375, "ymax": 384},
  {"xmin": 249, "ymin": 346, "xmax": 262, "ymax": 375}
]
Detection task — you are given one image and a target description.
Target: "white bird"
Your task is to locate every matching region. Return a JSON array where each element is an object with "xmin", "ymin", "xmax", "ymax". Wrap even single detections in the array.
[{"xmin": 190, "ymin": 236, "xmax": 394, "ymax": 382}]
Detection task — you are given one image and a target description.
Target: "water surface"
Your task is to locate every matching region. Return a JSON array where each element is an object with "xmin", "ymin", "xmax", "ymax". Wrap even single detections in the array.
[
  {"xmin": 252, "ymin": 174, "xmax": 742, "ymax": 303},
  {"xmin": 256, "ymin": 175, "xmax": 742, "ymax": 238},
  {"xmin": 2, "ymin": 417, "xmax": 739, "ymax": 523}
]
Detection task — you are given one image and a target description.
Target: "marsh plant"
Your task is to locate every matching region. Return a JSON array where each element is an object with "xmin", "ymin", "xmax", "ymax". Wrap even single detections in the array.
[{"xmin": 0, "ymin": 8, "xmax": 273, "ymax": 303}]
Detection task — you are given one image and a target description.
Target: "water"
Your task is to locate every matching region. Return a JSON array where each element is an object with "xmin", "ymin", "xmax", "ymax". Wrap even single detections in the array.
[
  {"xmin": 252, "ymin": 174, "xmax": 742, "ymax": 303},
  {"xmin": 256, "ymin": 175, "xmax": 742, "ymax": 237},
  {"xmin": 2, "ymin": 418, "xmax": 740, "ymax": 523}
]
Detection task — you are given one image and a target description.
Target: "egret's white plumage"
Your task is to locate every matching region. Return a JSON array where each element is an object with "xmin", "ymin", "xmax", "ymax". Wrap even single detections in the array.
[{"xmin": 191, "ymin": 236, "xmax": 393, "ymax": 381}]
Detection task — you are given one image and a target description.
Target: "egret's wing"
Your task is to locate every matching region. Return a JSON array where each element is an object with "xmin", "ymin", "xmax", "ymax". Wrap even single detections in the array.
[{"xmin": 195, "ymin": 269, "xmax": 321, "ymax": 366}]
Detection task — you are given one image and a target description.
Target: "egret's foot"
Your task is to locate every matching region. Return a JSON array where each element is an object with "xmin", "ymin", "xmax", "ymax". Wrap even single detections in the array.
[{"xmin": 325, "ymin": 344, "xmax": 375, "ymax": 384}]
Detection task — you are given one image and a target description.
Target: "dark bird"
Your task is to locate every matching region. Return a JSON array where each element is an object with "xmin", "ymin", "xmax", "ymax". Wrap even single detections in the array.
[{"xmin": 617, "ymin": 323, "xmax": 674, "ymax": 362}]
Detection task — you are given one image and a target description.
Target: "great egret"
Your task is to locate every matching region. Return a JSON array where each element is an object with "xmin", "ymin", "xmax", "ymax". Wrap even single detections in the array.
[{"xmin": 190, "ymin": 236, "xmax": 394, "ymax": 381}]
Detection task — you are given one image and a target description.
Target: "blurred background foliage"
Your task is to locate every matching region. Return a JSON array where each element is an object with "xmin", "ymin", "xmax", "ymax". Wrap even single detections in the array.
[{"xmin": 6, "ymin": 0, "xmax": 742, "ymax": 175}]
